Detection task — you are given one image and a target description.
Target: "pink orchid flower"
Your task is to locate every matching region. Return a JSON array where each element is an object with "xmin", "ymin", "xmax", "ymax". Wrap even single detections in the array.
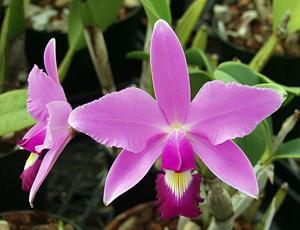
[
  {"xmin": 69, "ymin": 20, "xmax": 283, "ymax": 219},
  {"xmin": 18, "ymin": 39, "xmax": 75, "ymax": 205}
]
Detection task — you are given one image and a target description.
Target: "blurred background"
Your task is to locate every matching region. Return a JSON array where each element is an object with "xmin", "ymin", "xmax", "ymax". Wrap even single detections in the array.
[{"xmin": 0, "ymin": 0, "xmax": 299, "ymax": 229}]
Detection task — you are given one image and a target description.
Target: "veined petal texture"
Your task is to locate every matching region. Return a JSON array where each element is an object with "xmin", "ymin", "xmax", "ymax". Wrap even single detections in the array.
[
  {"xmin": 104, "ymin": 138, "xmax": 165, "ymax": 205},
  {"xmin": 191, "ymin": 136, "xmax": 258, "ymax": 198},
  {"xmin": 186, "ymin": 81, "xmax": 282, "ymax": 145},
  {"xmin": 150, "ymin": 20, "xmax": 190, "ymax": 125},
  {"xmin": 69, "ymin": 87, "xmax": 167, "ymax": 153}
]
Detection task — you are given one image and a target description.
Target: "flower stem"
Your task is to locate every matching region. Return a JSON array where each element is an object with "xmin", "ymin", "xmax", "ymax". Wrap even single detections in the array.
[
  {"xmin": 84, "ymin": 26, "xmax": 115, "ymax": 94},
  {"xmin": 140, "ymin": 25, "xmax": 152, "ymax": 93},
  {"xmin": 58, "ymin": 47, "xmax": 74, "ymax": 82},
  {"xmin": 176, "ymin": 216, "xmax": 189, "ymax": 230},
  {"xmin": 272, "ymin": 109, "xmax": 300, "ymax": 154},
  {"xmin": 249, "ymin": 33, "xmax": 279, "ymax": 72},
  {"xmin": 255, "ymin": 182, "xmax": 288, "ymax": 230},
  {"xmin": 231, "ymin": 164, "xmax": 273, "ymax": 217},
  {"xmin": 206, "ymin": 178, "xmax": 234, "ymax": 230},
  {"xmin": 249, "ymin": 12, "xmax": 290, "ymax": 72}
]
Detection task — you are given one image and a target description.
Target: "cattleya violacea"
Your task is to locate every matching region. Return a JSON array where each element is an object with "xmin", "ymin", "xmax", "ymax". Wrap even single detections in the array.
[{"xmin": 69, "ymin": 20, "xmax": 283, "ymax": 219}]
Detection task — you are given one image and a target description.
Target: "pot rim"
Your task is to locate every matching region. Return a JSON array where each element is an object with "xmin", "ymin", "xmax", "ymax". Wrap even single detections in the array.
[
  {"xmin": 0, "ymin": 210, "xmax": 82, "ymax": 230},
  {"xmin": 105, "ymin": 201, "xmax": 155, "ymax": 230},
  {"xmin": 211, "ymin": 17, "xmax": 300, "ymax": 60}
]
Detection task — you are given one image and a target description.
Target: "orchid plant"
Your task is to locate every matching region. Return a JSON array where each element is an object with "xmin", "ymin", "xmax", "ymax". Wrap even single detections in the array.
[
  {"xmin": 68, "ymin": 20, "xmax": 282, "ymax": 219},
  {"xmin": 0, "ymin": 1, "xmax": 299, "ymax": 229}
]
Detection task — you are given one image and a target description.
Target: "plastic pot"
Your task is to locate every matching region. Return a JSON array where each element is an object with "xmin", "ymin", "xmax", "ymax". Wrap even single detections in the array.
[
  {"xmin": 0, "ymin": 210, "xmax": 81, "ymax": 229},
  {"xmin": 106, "ymin": 202, "xmax": 179, "ymax": 230}
]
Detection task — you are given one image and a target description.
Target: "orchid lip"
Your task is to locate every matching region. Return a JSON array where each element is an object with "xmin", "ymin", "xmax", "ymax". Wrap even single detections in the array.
[
  {"xmin": 164, "ymin": 170, "xmax": 193, "ymax": 199},
  {"xmin": 24, "ymin": 153, "xmax": 39, "ymax": 170}
]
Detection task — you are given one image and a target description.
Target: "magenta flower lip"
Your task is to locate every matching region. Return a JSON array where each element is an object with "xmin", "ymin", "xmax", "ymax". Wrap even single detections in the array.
[
  {"xmin": 69, "ymin": 19, "xmax": 283, "ymax": 219},
  {"xmin": 18, "ymin": 39, "xmax": 75, "ymax": 205}
]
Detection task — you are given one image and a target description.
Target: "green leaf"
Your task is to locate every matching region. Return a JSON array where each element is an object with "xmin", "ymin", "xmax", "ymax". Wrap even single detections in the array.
[
  {"xmin": 255, "ymin": 183, "xmax": 288, "ymax": 230},
  {"xmin": 235, "ymin": 121, "xmax": 271, "ymax": 165},
  {"xmin": 126, "ymin": 50, "xmax": 149, "ymax": 60},
  {"xmin": 58, "ymin": 0, "xmax": 86, "ymax": 81},
  {"xmin": 175, "ymin": 0, "xmax": 207, "ymax": 48},
  {"xmin": 188, "ymin": 66, "xmax": 211, "ymax": 98},
  {"xmin": 214, "ymin": 62, "xmax": 297, "ymax": 102},
  {"xmin": 258, "ymin": 73, "xmax": 300, "ymax": 96},
  {"xmin": 68, "ymin": 0, "xmax": 85, "ymax": 51},
  {"xmin": 141, "ymin": 0, "xmax": 171, "ymax": 27},
  {"xmin": 273, "ymin": 0, "xmax": 300, "ymax": 34},
  {"xmin": 0, "ymin": 89, "xmax": 35, "ymax": 136},
  {"xmin": 185, "ymin": 48, "xmax": 213, "ymax": 77},
  {"xmin": 191, "ymin": 25, "xmax": 208, "ymax": 51},
  {"xmin": 79, "ymin": 0, "xmax": 123, "ymax": 30},
  {"xmin": 256, "ymin": 83, "xmax": 287, "ymax": 102},
  {"xmin": 272, "ymin": 138, "xmax": 300, "ymax": 160},
  {"xmin": 0, "ymin": 0, "xmax": 26, "ymax": 91},
  {"xmin": 249, "ymin": 33, "xmax": 279, "ymax": 72},
  {"xmin": 214, "ymin": 61, "xmax": 261, "ymax": 85},
  {"xmin": 281, "ymin": 93, "xmax": 294, "ymax": 107}
]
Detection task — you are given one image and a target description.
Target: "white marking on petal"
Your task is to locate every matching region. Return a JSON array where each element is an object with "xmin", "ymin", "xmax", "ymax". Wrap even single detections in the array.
[
  {"xmin": 24, "ymin": 153, "xmax": 39, "ymax": 170},
  {"xmin": 164, "ymin": 170, "xmax": 193, "ymax": 199}
]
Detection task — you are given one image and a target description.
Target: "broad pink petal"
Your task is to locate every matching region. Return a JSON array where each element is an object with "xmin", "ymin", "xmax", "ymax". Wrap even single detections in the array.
[
  {"xmin": 190, "ymin": 136, "xmax": 258, "ymax": 198},
  {"xmin": 186, "ymin": 81, "xmax": 282, "ymax": 145},
  {"xmin": 44, "ymin": 39, "xmax": 59, "ymax": 83},
  {"xmin": 150, "ymin": 20, "xmax": 190, "ymax": 124},
  {"xmin": 29, "ymin": 134, "xmax": 72, "ymax": 205},
  {"xmin": 18, "ymin": 123, "xmax": 46, "ymax": 153},
  {"xmin": 103, "ymin": 138, "xmax": 165, "ymax": 205},
  {"xmin": 162, "ymin": 131, "xmax": 196, "ymax": 172},
  {"xmin": 69, "ymin": 87, "xmax": 167, "ymax": 153},
  {"xmin": 27, "ymin": 65, "xmax": 66, "ymax": 121},
  {"xmin": 36, "ymin": 101, "xmax": 72, "ymax": 152},
  {"xmin": 156, "ymin": 172, "xmax": 203, "ymax": 219},
  {"xmin": 20, "ymin": 153, "xmax": 42, "ymax": 191}
]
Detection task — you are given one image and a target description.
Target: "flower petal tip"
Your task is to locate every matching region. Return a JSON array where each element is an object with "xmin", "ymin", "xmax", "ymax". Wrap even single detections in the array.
[
  {"xmin": 251, "ymin": 189, "xmax": 259, "ymax": 200},
  {"xmin": 103, "ymin": 197, "xmax": 111, "ymax": 206},
  {"xmin": 46, "ymin": 38, "xmax": 56, "ymax": 49},
  {"xmin": 103, "ymin": 201, "xmax": 109, "ymax": 206},
  {"xmin": 154, "ymin": 19, "xmax": 170, "ymax": 30},
  {"xmin": 243, "ymin": 183, "xmax": 259, "ymax": 199}
]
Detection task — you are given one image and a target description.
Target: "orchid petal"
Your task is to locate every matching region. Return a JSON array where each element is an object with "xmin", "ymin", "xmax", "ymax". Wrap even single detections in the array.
[
  {"xmin": 186, "ymin": 81, "xmax": 282, "ymax": 145},
  {"xmin": 69, "ymin": 87, "xmax": 167, "ymax": 153},
  {"xmin": 29, "ymin": 134, "xmax": 72, "ymax": 205},
  {"xmin": 18, "ymin": 123, "xmax": 46, "ymax": 152},
  {"xmin": 36, "ymin": 101, "xmax": 72, "ymax": 152},
  {"xmin": 156, "ymin": 171, "xmax": 202, "ymax": 219},
  {"xmin": 29, "ymin": 101, "xmax": 72, "ymax": 204},
  {"xmin": 44, "ymin": 39, "xmax": 59, "ymax": 83},
  {"xmin": 20, "ymin": 153, "xmax": 42, "ymax": 191},
  {"xmin": 162, "ymin": 131, "xmax": 195, "ymax": 172},
  {"xmin": 27, "ymin": 65, "xmax": 66, "ymax": 121},
  {"xmin": 103, "ymin": 138, "xmax": 165, "ymax": 205},
  {"xmin": 191, "ymin": 136, "xmax": 258, "ymax": 198},
  {"xmin": 150, "ymin": 20, "xmax": 190, "ymax": 124}
]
